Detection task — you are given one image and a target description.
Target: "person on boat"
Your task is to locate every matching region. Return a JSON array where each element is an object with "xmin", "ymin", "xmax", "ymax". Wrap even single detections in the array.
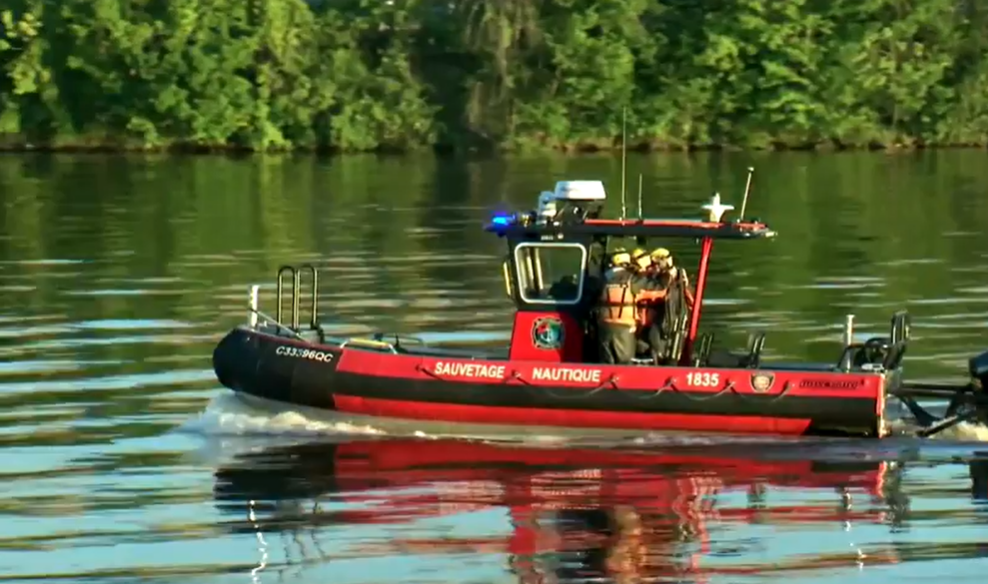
[
  {"xmin": 597, "ymin": 250, "xmax": 637, "ymax": 364},
  {"xmin": 650, "ymin": 247, "xmax": 674, "ymax": 280},
  {"xmin": 629, "ymin": 249, "xmax": 665, "ymax": 361},
  {"xmin": 603, "ymin": 247, "xmax": 629, "ymax": 279},
  {"xmin": 650, "ymin": 248, "xmax": 694, "ymax": 305},
  {"xmin": 640, "ymin": 247, "xmax": 697, "ymax": 363},
  {"xmin": 646, "ymin": 248, "xmax": 678, "ymax": 299},
  {"xmin": 597, "ymin": 250, "xmax": 665, "ymax": 364}
]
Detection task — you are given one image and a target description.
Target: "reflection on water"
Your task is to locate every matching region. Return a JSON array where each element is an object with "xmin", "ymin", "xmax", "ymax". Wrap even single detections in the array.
[
  {"xmin": 3, "ymin": 151, "xmax": 988, "ymax": 580},
  {"xmin": 210, "ymin": 425, "xmax": 988, "ymax": 583}
]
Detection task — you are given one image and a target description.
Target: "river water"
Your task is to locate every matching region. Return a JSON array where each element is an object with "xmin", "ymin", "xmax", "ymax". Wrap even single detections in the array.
[{"xmin": 3, "ymin": 151, "xmax": 988, "ymax": 582}]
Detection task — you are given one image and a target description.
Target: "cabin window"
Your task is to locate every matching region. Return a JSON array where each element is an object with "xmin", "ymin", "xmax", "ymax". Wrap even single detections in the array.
[{"xmin": 513, "ymin": 242, "xmax": 587, "ymax": 305}]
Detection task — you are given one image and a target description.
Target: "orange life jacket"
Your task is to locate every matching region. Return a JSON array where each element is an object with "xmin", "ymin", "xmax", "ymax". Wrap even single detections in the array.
[
  {"xmin": 637, "ymin": 299, "xmax": 657, "ymax": 328},
  {"xmin": 636, "ymin": 288, "xmax": 668, "ymax": 328},
  {"xmin": 599, "ymin": 273, "xmax": 638, "ymax": 326}
]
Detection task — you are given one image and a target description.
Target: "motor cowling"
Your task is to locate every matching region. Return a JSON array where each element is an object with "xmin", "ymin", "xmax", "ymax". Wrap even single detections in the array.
[{"xmin": 968, "ymin": 349, "xmax": 988, "ymax": 391}]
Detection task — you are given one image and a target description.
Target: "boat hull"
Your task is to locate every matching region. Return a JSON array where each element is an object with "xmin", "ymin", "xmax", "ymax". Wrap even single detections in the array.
[{"xmin": 212, "ymin": 326, "xmax": 886, "ymax": 437}]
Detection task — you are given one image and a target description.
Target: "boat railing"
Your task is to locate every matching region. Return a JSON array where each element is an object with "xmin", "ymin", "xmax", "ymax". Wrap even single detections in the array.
[
  {"xmin": 835, "ymin": 310, "xmax": 910, "ymax": 372},
  {"xmin": 248, "ymin": 265, "xmax": 439, "ymax": 351},
  {"xmin": 276, "ymin": 264, "xmax": 319, "ymax": 331},
  {"xmin": 244, "ymin": 284, "xmax": 302, "ymax": 339},
  {"xmin": 692, "ymin": 332, "xmax": 715, "ymax": 366},
  {"xmin": 339, "ymin": 337, "xmax": 400, "ymax": 354},
  {"xmin": 667, "ymin": 313, "xmax": 690, "ymax": 363},
  {"xmin": 338, "ymin": 333, "xmax": 427, "ymax": 354},
  {"xmin": 242, "ymin": 263, "xmax": 322, "ymax": 341}
]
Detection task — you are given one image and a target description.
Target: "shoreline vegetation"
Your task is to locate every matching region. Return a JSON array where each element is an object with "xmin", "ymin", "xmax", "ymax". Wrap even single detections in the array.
[{"xmin": 3, "ymin": 1, "xmax": 988, "ymax": 155}]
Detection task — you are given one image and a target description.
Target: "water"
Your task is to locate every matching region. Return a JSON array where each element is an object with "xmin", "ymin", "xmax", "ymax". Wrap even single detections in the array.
[{"xmin": 3, "ymin": 151, "xmax": 988, "ymax": 582}]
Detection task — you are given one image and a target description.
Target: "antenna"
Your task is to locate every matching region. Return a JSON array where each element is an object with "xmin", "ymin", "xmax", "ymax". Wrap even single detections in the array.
[
  {"xmin": 739, "ymin": 166, "xmax": 755, "ymax": 220},
  {"xmin": 637, "ymin": 173, "xmax": 643, "ymax": 219},
  {"xmin": 620, "ymin": 107, "xmax": 627, "ymax": 219}
]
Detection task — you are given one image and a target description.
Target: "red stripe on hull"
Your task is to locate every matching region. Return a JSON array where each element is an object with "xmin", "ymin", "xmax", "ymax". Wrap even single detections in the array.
[
  {"xmin": 244, "ymin": 329, "xmax": 884, "ymax": 403},
  {"xmin": 333, "ymin": 395, "xmax": 813, "ymax": 435},
  {"xmin": 334, "ymin": 348, "xmax": 884, "ymax": 401}
]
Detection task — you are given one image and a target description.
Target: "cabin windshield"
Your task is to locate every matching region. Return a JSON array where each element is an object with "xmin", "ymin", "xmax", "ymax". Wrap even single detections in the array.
[{"xmin": 513, "ymin": 242, "xmax": 587, "ymax": 305}]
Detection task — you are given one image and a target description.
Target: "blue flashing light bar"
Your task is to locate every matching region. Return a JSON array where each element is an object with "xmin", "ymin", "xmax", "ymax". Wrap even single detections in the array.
[{"xmin": 490, "ymin": 213, "xmax": 515, "ymax": 227}]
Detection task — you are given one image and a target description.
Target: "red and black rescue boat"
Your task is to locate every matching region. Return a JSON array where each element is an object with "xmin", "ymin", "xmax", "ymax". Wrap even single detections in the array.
[{"xmin": 211, "ymin": 171, "xmax": 988, "ymax": 439}]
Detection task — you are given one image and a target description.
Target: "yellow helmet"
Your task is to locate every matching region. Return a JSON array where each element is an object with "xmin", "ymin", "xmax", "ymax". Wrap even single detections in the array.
[
  {"xmin": 650, "ymin": 247, "xmax": 671, "ymax": 260},
  {"xmin": 610, "ymin": 250, "xmax": 631, "ymax": 266},
  {"xmin": 632, "ymin": 248, "xmax": 652, "ymax": 270},
  {"xmin": 651, "ymin": 247, "xmax": 673, "ymax": 269}
]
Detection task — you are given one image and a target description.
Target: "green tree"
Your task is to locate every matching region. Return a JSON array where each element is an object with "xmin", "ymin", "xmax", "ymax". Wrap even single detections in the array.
[{"xmin": 3, "ymin": 0, "xmax": 988, "ymax": 152}]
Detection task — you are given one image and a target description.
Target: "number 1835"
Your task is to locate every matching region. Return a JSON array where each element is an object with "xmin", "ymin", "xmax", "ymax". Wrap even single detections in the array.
[{"xmin": 685, "ymin": 372, "xmax": 720, "ymax": 387}]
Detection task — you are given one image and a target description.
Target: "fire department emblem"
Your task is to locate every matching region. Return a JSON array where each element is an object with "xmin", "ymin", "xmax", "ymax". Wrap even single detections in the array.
[
  {"xmin": 750, "ymin": 372, "xmax": 775, "ymax": 394},
  {"xmin": 532, "ymin": 316, "xmax": 564, "ymax": 350}
]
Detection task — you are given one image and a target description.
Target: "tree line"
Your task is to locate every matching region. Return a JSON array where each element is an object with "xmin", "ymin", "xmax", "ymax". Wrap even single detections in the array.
[{"xmin": 2, "ymin": 0, "xmax": 988, "ymax": 154}]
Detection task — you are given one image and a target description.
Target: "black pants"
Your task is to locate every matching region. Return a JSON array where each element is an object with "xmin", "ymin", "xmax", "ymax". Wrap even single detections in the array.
[
  {"xmin": 643, "ymin": 323, "xmax": 670, "ymax": 363},
  {"xmin": 598, "ymin": 322, "xmax": 637, "ymax": 364}
]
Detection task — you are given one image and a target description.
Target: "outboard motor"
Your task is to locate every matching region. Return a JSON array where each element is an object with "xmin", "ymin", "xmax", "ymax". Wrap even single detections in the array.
[
  {"xmin": 969, "ymin": 349, "xmax": 988, "ymax": 392},
  {"xmin": 964, "ymin": 349, "xmax": 988, "ymax": 425},
  {"xmin": 970, "ymin": 458, "xmax": 988, "ymax": 501}
]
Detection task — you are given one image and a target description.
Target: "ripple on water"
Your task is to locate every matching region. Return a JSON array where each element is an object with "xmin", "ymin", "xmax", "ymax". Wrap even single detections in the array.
[
  {"xmin": 0, "ymin": 359, "xmax": 116, "ymax": 376},
  {"xmin": 68, "ymin": 319, "xmax": 196, "ymax": 330},
  {"xmin": 189, "ymin": 397, "xmax": 988, "ymax": 583},
  {"xmin": 13, "ymin": 333, "xmax": 219, "ymax": 353},
  {"xmin": 5, "ymin": 155, "xmax": 988, "ymax": 582},
  {"xmin": 62, "ymin": 288, "xmax": 195, "ymax": 297},
  {"xmin": 0, "ymin": 258, "xmax": 90, "ymax": 266},
  {"xmin": 0, "ymin": 369, "xmax": 216, "ymax": 397}
]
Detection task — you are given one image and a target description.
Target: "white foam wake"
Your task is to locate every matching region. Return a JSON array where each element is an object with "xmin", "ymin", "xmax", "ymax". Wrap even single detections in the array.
[
  {"xmin": 927, "ymin": 421, "xmax": 988, "ymax": 441},
  {"xmin": 184, "ymin": 391, "xmax": 988, "ymax": 449},
  {"xmin": 186, "ymin": 393, "xmax": 390, "ymax": 437}
]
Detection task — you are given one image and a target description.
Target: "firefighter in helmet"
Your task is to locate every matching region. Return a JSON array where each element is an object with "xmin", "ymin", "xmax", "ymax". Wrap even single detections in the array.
[{"xmin": 597, "ymin": 249, "xmax": 665, "ymax": 364}]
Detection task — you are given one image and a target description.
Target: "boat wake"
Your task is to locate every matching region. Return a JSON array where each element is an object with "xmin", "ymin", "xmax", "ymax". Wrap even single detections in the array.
[
  {"xmin": 884, "ymin": 398, "xmax": 988, "ymax": 442},
  {"xmin": 893, "ymin": 418, "xmax": 988, "ymax": 442},
  {"xmin": 185, "ymin": 392, "xmax": 988, "ymax": 452},
  {"xmin": 187, "ymin": 393, "xmax": 390, "ymax": 438},
  {"xmin": 186, "ymin": 393, "xmax": 802, "ymax": 448},
  {"xmin": 186, "ymin": 393, "xmax": 637, "ymax": 447}
]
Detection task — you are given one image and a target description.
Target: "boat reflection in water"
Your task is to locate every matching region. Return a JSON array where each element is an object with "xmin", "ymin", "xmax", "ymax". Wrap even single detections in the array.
[{"xmin": 212, "ymin": 437, "xmax": 971, "ymax": 581}]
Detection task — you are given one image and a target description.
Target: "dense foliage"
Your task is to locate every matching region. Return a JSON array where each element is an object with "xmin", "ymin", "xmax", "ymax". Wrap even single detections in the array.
[{"xmin": 3, "ymin": 0, "xmax": 988, "ymax": 153}]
